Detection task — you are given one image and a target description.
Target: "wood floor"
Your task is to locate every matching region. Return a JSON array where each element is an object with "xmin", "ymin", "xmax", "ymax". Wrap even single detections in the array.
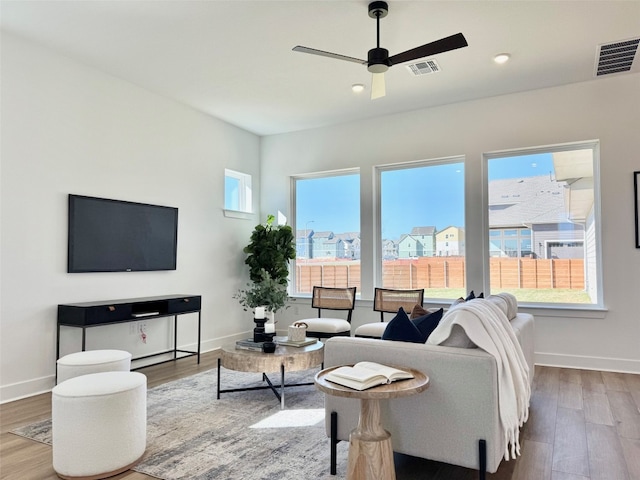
[{"xmin": 1, "ymin": 353, "xmax": 639, "ymax": 480}]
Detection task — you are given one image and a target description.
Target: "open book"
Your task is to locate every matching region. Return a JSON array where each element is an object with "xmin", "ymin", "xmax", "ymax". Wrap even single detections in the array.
[{"xmin": 324, "ymin": 362, "xmax": 414, "ymax": 391}]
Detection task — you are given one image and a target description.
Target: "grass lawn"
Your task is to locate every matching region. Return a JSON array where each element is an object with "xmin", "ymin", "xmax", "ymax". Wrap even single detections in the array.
[{"xmin": 424, "ymin": 288, "xmax": 592, "ymax": 304}]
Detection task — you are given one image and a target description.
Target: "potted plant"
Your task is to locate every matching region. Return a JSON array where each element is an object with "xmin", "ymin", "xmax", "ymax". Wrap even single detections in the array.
[
  {"xmin": 234, "ymin": 215, "xmax": 296, "ymax": 315},
  {"xmin": 234, "ymin": 269, "xmax": 288, "ymax": 314}
]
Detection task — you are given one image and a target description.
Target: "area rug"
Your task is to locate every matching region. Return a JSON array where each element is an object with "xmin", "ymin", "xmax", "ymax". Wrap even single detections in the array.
[{"xmin": 10, "ymin": 367, "xmax": 348, "ymax": 479}]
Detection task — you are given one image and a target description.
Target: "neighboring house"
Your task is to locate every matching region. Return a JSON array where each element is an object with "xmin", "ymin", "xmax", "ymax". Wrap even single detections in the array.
[
  {"xmin": 295, "ymin": 229, "xmax": 314, "ymax": 259},
  {"xmin": 333, "ymin": 232, "xmax": 361, "ymax": 260},
  {"xmin": 317, "ymin": 237, "xmax": 344, "ymax": 259},
  {"xmin": 436, "ymin": 226, "xmax": 465, "ymax": 256},
  {"xmin": 488, "ymin": 175, "xmax": 584, "ymax": 259},
  {"xmin": 398, "ymin": 234, "xmax": 420, "ymax": 258},
  {"xmin": 309, "ymin": 231, "xmax": 344, "ymax": 259},
  {"xmin": 382, "ymin": 239, "xmax": 398, "ymax": 259}
]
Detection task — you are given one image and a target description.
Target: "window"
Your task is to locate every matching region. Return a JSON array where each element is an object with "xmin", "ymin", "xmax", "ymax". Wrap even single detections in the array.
[
  {"xmin": 486, "ymin": 142, "xmax": 601, "ymax": 305},
  {"xmin": 224, "ymin": 169, "xmax": 252, "ymax": 213},
  {"xmin": 378, "ymin": 159, "xmax": 465, "ymax": 299},
  {"xmin": 292, "ymin": 171, "xmax": 360, "ymax": 294}
]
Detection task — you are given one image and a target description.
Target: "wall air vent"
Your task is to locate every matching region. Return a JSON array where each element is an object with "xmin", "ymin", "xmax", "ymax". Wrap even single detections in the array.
[
  {"xmin": 406, "ymin": 59, "xmax": 441, "ymax": 76},
  {"xmin": 595, "ymin": 37, "xmax": 639, "ymax": 77}
]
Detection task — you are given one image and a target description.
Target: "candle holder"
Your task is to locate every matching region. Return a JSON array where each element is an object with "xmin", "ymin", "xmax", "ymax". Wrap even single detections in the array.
[
  {"xmin": 253, "ymin": 308, "xmax": 275, "ymax": 343},
  {"xmin": 253, "ymin": 315, "xmax": 267, "ymax": 343}
]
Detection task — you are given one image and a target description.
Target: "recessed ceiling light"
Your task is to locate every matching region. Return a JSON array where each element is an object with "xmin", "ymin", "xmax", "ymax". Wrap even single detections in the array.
[
  {"xmin": 352, "ymin": 83, "xmax": 365, "ymax": 93},
  {"xmin": 494, "ymin": 53, "xmax": 511, "ymax": 64}
]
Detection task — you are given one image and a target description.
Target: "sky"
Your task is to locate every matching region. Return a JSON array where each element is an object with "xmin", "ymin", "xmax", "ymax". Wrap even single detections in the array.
[{"xmin": 295, "ymin": 153, "xmax": 555, "ymax": 240}]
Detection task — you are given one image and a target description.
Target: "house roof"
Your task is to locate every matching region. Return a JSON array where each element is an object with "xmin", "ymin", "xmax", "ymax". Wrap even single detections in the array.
[
  {"xmin": 488, "ymin": 175, "xmax": 569, "ymax": 227},
  {"xmin": 1, "ymin": 2, "xmax": 637, "ymax": 135},
  {"xmin": 295, "ymin": 229, "xmax": 314, "ymax": 238},
  {"xmin": 312, "ymin": 231, "xmax": 334, "ymax": 239},
  {"xmin": 333, "ymin": 232, "xmax": 360, "ymax": 241},
  {"xmin": 410, "ymin": 226, "xmax": 436, "ymax": 236}
]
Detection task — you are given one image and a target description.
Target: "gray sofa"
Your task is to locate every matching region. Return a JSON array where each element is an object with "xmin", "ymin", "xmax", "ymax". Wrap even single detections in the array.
[{"xmin": 322, "ymin": 312, "xmax": 534, "ymax": 478}]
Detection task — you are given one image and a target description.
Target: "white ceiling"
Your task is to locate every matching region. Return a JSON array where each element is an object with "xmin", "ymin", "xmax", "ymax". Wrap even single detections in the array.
[{"xmin": 1, "ymin": 1, "xmax": 639, "ymax": 136}]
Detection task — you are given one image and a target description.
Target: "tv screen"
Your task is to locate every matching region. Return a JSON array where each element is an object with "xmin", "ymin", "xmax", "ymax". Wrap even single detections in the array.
[{"xmin": 68, "ymin": 194, "xmax": 178, "ymax": 273}]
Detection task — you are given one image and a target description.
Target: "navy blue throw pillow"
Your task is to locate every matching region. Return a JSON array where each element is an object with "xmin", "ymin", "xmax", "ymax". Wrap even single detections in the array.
[
  {"xmin": 382, "ymin": 307, "xmax": 425, "ymax": 343},
  {"xmin": 465, "ymin": 290, "xmax": 476, "ymax": 301},
  {"xmin": 411, "ymin": 308, "xmax": 444, "ymax": 340}
]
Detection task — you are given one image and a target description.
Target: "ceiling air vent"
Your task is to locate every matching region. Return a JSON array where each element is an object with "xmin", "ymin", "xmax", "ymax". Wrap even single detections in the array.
[
  {"xmin": 595, "ymin": 37, "xmax": 639, "ymax": 77},
  {"xmin": 406, "ymin": 59, "xmax": 441, "ymax": 76}
]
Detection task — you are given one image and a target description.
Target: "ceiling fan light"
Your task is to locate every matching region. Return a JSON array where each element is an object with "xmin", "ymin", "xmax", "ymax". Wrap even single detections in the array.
[
  {"xmin": 352, "ymin": 83, "xmax": 365, "ymax": 93},
  {"xmin": 371, "ymin": 72, "xmax": 386, "ymax": 99},
  {"xmin": 494, "ymin": 53, "xmax": 510, "ymax": 64},
  {"xmin": 368, "ymin": 63, "xmax": 389, "ymax": 74}
]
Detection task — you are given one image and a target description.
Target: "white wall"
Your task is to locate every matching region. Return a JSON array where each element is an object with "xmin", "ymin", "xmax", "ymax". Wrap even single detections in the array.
[
  {"xmin": 262, "ymin": 73, "xmax": 640, "ymax": 374},
  {"xmin": 0, "ymin": 32, "xmax": 260, "ymax": 402}
]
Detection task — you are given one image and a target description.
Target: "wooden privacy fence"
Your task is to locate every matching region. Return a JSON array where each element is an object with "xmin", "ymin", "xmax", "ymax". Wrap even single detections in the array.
[
  {"xmin": 295, "ymin": 257, "xmax": 584, "ymax": 293},
  {"xmin": 490, "ymin": 258, "xmax": 584, "ymax": 289}
]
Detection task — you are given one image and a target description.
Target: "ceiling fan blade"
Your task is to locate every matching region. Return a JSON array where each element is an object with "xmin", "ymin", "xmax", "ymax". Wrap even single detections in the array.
[
  {"xmin": 292, "ymin": 46, "xmax": 367, "ymax": 65},
  {"xmin": 388, "ymin": 33, "xmax": 468, "ymax": 66},
  {"xmin": 371, "ymin": 72, "xmax": 386, "ymax": 100}
]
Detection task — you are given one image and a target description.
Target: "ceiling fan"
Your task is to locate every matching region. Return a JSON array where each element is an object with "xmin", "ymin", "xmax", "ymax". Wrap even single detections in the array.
[{"xmin": 293, "ymin": 1, "xmax": 468, "ymax": 99}]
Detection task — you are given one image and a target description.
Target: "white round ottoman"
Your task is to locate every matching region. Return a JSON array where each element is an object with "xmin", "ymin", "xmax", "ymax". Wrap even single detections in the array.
[
  {"xmin": 52, "ymin": 371, "xmax": 147, "ymax": 480},
  {"xmin": 56, "ymin": 349, "xmax": 132, "ymax": 384}
]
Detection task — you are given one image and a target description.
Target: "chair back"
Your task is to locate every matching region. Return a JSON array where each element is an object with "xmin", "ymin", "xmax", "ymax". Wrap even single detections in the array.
[
  {"xmin": 373, "ymin": 288, "xmax": 424, "ymax": 321},
  {"xmin": 311, "ymin": 286, "xmax": 357, "ymax": 323}
]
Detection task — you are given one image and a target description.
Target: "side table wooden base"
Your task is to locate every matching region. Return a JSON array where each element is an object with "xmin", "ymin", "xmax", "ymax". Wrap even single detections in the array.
[
  {"xmin": 315, "ymin": 365, "xmax": 429, "ymax": 480},
  {"xmin": 348, "ymin": 398, "xmax": 395, "ymax": 480}
]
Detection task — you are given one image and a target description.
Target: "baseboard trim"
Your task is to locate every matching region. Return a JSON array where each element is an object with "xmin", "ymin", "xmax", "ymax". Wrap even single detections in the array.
[
  {"xmin": 535, "ymin": 352, "xmax": 640, "ymax": 374},
  {"xmin": 0, "ymin": 375, "xmax": 53, "ymax": 405},
  {"xmin": 0, "ymin": 331, "xmax": 266, "ymax": 404}
]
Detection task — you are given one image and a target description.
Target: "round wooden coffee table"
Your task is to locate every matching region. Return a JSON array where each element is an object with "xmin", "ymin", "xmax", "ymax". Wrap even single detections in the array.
[
  {"xmin": 217, "ymin": 341, "xmax": 324, "ymax": 409},
  {"xmin": 315, "ymin": 365, "xmax": 429, "ymax": 480}
]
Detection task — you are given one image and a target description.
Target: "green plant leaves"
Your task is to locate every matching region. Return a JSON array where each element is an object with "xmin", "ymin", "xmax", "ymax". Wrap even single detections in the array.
[{"xmin": 234, "ymin": 217, "xmax": 296, "ymax": 313}]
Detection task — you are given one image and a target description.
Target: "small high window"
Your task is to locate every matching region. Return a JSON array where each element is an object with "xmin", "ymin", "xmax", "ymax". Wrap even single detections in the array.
[{"xmin": 224, "ymin": 169, "xmax": 252, "ymax": 213}]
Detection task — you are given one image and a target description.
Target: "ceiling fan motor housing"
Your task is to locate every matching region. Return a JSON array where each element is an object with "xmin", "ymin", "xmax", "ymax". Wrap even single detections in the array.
[
  {"xmin": 368, "ymin": 48, "xmax": 390, "ymax": 73},
  {"xmin": 368, "ymin": 1, "xmax": 388, "ymax": 19}
]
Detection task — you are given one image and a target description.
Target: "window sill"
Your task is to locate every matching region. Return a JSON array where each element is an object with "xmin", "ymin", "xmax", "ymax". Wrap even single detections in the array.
[
  {"xmin": 223, "ymin": 209, "xmax": 255, "ymax": 220},
  {"xmin": 516, "ymin": 303, "xmax": 608, "ymax": 319},
  {"xmin": 289, "ymin": 296, "xmax": 607, "ymax": 319}
]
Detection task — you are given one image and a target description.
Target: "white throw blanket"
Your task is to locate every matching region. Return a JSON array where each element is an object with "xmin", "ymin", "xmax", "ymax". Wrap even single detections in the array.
[{"xmin": 427, "ymin": 299, "xmax": 530, "ymax": 460}]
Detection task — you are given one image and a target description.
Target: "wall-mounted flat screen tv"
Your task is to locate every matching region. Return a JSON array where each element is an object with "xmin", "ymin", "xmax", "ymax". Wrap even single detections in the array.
[{"xmin": 68, "ymin": 194, "xmax": 178, "ymax": 273}]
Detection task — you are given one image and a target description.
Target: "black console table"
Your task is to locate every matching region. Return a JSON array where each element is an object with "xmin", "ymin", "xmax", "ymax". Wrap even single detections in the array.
[{"xmin": 57, "ymin": 294, "xmax": 201, "ymax": 367}]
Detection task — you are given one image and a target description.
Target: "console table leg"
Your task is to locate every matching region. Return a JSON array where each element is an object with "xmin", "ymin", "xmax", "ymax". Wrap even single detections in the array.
[
  {"xmin": 56, "ymin": 324, "xmax": 61, "ymax": 360},
  {"xmin": 197, "ymin": 312, "xmax": 202, "ymax": 364},
  {"xmin": 173, "ymin": 315, "xmax": 178, "ymax": 360},
  {"xmin": 217, "ymin": 358, "xmax": 221, "ymax": 400}
]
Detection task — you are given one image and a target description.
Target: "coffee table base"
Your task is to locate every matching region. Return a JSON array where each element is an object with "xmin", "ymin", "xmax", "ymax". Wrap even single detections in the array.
[{"xmin": 217, "ymin": 360, "xmax": 314, "ymax": 409}]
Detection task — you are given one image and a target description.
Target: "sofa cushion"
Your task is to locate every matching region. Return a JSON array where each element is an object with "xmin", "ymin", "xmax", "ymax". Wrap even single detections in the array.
[
  {"xmin": 410, "ymin": 304, "xmax": 429, "ymax": 319},
  {"xmin": 382, "ymin": 307, "xmax": 425, "ymax": 343},
  {"xmin": 412, "ymin": 308, "xmax": 444, "ymax": 340},
  {"xmin": 409, "ymin": 304, "xmax": 441, "ymax": 319}
]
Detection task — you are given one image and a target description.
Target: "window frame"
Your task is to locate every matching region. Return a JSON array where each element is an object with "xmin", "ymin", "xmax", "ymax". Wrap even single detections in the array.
[
  {"xmin": 290, "ymin": 167, "xmax": 361, "ymax": 297},
  {"xmin": 482, "ymin": 140, "xmax": 604, "ymax": 309},
  {"xmin": 224, "ymin": 168, "xmax": 253, "ymax": 218},
  {"xmin": 374, "ymin": 155, "xmax": 466, "ymax": 296}
]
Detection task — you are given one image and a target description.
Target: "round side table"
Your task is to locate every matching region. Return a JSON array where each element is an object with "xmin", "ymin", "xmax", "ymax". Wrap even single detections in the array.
[{"xmin": 315, "ymin": 365, "xmax": 429, "ymax": 480}]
